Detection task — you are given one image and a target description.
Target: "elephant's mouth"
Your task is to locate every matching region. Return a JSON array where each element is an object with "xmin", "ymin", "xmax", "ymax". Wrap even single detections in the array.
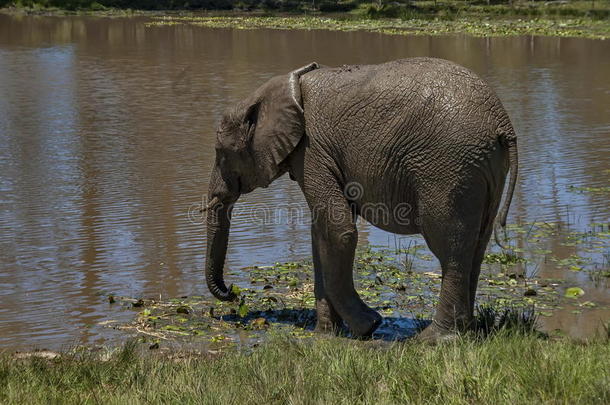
[
  {"xmin": 235, "ymin": 175, "xmax": 255, "ymax": 194},
  {"xmin": 236, "ymin": 176, "xmax": 246, "ymax": 194}
]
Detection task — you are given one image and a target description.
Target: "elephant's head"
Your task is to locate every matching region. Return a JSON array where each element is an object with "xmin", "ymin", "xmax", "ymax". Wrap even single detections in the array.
[{"xmin": 204, "ymin": 63, "xmax": 319, "ymax": 301}]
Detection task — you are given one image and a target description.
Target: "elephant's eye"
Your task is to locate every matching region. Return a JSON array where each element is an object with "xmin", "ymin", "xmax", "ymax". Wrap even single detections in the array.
[{"xmin": 218, "ymin": 116, "xmax": 235, "ymax": 133}]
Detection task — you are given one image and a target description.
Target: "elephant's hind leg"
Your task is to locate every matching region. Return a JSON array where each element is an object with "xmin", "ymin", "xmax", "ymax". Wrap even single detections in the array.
[
  {"xmin": 468, "ymin": 210, "xmax": 497, "ymax": 317},
  {"xmin": 417, "ymin": 197, "xmax": 485, "ymax": 343},
  {"xmin": 468, "ymin": 184, "xmax": 504, "ymax": 316}
]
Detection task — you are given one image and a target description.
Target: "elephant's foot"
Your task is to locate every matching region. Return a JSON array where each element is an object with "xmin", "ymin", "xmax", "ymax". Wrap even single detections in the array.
[
  {"xmin": 416, "ymin": 321, "xmax": 459, "ymax": 344},
  {"xmin": 314, "ymin": 298, "xmax": 343, "ymax": 334},
  {"xmin": 347, "ymin": 308, "xmax": 382, "ymax": 338},
  {"xmin": 314, "ymin": 320, "xmax": 343, "ymax": 334}
]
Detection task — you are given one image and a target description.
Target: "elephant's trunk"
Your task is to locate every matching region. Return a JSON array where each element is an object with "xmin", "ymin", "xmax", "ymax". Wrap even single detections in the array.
[{"xmin": 205, "ymin": 167, "xmax": 238, "ymax": 302}]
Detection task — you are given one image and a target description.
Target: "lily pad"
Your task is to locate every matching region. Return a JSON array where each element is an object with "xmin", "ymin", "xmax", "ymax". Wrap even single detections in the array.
[{"xmin": 564, "ymin": 287, "xmax": 585, "ymax": 299}]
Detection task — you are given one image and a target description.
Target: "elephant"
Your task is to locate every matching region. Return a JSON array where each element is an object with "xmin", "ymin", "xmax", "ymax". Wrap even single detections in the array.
[{"xmin": 202, "ymin": 57, "xmax": 518, "ymax": 342}]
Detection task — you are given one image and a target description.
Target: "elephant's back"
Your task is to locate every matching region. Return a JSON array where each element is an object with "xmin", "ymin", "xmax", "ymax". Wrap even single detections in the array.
[
  {"xmin": 302, "ymin": 57, "xmax": 513, "ymax": 199},
  {"xmin": 303, "ymin": 57, "xmax": 507, "ymax": 135},
  {"xmin": 302, "ymin": 57, "xmax": 512, "ymax": 170},
  {"xmin": 304, "ymin": 57, "xmax": 488, "ymax": 96}
]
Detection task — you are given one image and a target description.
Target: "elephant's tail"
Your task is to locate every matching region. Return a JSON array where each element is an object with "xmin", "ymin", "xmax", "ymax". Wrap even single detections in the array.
[{"xmin": 493, "ymin": 133, "xmax": 518, "ymax": 250}]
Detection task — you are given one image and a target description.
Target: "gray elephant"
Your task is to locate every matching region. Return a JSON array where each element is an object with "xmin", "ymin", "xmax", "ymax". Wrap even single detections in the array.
[{"xmin": 202, "ymin": 58, "xmax": 518, "ymax": 342}]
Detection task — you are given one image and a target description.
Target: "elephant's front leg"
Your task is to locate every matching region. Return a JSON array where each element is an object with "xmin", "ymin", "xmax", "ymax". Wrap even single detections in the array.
[
  {"xmin": 307, "ymin": 182, "xmax": 382, "ymax": 337},
  {"xmin": 312, "ymin": 228, "xmax": 343, "ymax": 333}
]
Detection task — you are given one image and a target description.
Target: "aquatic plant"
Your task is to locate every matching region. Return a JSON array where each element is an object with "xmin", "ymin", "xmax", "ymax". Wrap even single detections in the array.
[
  {"xmin": 109, "ymin": 233, "xmax": 607, "ymax": 346},
  {"xmin": 143, "ymin": 15, "xmax": 610, "ymax": 39}
]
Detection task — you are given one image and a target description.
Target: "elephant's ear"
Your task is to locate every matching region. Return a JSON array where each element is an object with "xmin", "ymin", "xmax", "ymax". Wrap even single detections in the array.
[{"xmin": 249, "ymin": 62, "xmax": 319, "ymax": 185}]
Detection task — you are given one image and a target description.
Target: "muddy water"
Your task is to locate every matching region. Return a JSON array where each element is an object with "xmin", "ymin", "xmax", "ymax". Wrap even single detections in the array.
[{"xmin": 0, "ymin": 14, "xmax": 608, "ymax": 350}]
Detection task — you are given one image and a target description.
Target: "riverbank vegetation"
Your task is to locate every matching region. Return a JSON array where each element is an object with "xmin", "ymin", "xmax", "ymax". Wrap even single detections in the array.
[
  {"xmin": 145, "ymin": 14, "xmax": 609, "ymax": 38},
  {"xmin": 2, "ymin": 331, "xmax": 609, "ymax": 404},
  {"xmin": 2, "ymin": 0, "xmax": 609, "ymax": 19},
  {"xmin": 3, "ymin": 0, "xmax": 608, "ymax": 39}
]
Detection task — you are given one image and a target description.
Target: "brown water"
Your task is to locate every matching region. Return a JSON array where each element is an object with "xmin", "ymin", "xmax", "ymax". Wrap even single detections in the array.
[{"xmin": 0, "ymin": 14, "xmax": 608, "ymax": 350}]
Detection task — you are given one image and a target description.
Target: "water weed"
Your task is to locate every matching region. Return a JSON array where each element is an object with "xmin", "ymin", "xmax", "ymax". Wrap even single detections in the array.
[{"xmin": 144, "ymin": 14, "xmax": 610, "ymax": 39}]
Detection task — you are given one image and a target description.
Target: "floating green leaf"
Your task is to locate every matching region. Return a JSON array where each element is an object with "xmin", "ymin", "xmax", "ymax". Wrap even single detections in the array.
[{"xmin": 564, "ymin": 287, "xmax": 585, "ymax": 298}]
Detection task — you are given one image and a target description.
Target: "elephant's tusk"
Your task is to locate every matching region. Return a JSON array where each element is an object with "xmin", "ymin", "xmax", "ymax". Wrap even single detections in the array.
[{"xmin": 199, "ymin": 196, "xmax": 220, "ymax": 213}]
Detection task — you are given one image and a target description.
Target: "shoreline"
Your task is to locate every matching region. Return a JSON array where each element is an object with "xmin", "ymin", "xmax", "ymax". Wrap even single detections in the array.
[{"xmin": 1, "ymin": 6, "xmax": 609, "ymax": 39}]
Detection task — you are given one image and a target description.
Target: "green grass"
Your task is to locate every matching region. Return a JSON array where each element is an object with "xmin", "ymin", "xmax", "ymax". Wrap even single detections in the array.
[{"xmin": 1, "ymin": 332, "xmax": 609, "ymax": 404}]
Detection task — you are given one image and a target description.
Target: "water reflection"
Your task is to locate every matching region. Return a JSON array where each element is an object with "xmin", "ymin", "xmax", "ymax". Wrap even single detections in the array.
[{"xmin": 0, "ymin": 15, "xmax": 608, "ymax": 349}]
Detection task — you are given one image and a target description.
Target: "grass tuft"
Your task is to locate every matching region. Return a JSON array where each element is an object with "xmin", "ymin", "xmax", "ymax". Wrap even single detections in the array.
[{"xmin": 474, "ymin": 304, "xmax": 539, "ymax": 338}]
